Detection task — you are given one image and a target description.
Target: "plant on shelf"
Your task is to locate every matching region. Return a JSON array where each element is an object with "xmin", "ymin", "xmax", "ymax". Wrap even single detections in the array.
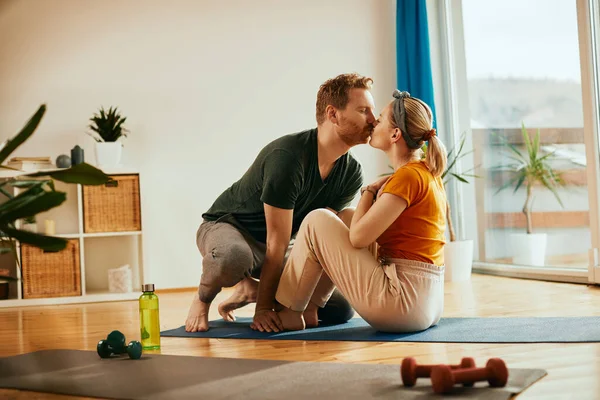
[
  {"xmin": 87, "ymin": 106, "xmax": 128, "ymax": 143},
  {"xmin": 87, "ymin": 106, "xmax": 129, "ymax": 167},
  {"xmin": 0, "ymin": 104, "xmax": 111, "ymax": 282},
  {"xmin": 493, "ymin": 122, "xmax": 565, "ymax": 234},
  {"xmin": 491, "ymin": 122, "xmax": 565, "ymax": 266},
  {"xmin": 437, "ymin": 132, "xmax": 479, "ymax": 242}
]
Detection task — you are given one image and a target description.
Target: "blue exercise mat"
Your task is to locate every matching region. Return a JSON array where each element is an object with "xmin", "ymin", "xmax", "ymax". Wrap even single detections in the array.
[{"xmin": 160, "ymin": 316, "xmax": 600, "ymax": 343}]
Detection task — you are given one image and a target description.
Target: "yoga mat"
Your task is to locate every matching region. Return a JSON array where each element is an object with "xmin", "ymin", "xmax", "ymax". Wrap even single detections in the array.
[
  {"xmin": 161, "ymin": 316, "xmax": 600, "ymax": 343},
  {"xmin": 0, "ymin": 349, "xmax": 546, "ymax": 400}
]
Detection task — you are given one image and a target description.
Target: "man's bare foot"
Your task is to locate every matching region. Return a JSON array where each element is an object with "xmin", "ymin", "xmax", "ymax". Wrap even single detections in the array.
[
  {"xmin": 218, "ymin": 277, "xmax": 258, "ymax": 322},
  {"xmin": 277, "ymin": 307, "xmax": 305, "ymax": 331},
  {"xmin": 303, "ymin": 302, "xmax": 319, "ymax": 328},
  {"xmin": 185, "ymin": 294, "xmax": 210, "ymax": 332}
]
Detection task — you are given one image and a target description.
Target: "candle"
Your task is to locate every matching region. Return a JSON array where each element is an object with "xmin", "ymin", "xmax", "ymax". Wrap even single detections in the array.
[
  {"xmin": 45, "ymin": 220, "xmax": 56, "ymax": 235},
  {"xmin": 71, "ymin": 145, "xmax": 84, "ymax": 165}
]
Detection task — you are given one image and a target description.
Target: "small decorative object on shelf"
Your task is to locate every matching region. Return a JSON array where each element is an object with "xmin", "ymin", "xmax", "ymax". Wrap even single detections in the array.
[
  {"xmin": 56, "ymin": 154, "xmax": 72, "ymax": 168},
  {"xmin": 44, "ymin": 219, "xmax": 56, "ymax": 235},
  {"xmin": 22, "ymin": 216, "xmax": 37, "ymax": 233},
  {"xmin": 71, "ymin": 145, "xmax": 84, "ymax": 165},
  {"xmin": 108, "ymin": 264, "xmax": 132, "ymax": 293},
  {"xmin": 7, "ymin": 156, "xmax": 53, "ymax": 171},
  {"xmin": 87, "ymin": 106, "xmax": 129, "ymax": 167}
]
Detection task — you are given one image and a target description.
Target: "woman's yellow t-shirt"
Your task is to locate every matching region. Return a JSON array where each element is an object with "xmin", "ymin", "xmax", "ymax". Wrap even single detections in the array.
[{"xmin": 376, "ymin": 161, "xmax": 447, "ymax": 266}]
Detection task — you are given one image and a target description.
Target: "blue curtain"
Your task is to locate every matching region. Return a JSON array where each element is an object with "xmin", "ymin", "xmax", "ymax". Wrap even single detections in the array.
[{"xmin": 396, "ymin": 0, "xmax": 437, "ymax": 128}]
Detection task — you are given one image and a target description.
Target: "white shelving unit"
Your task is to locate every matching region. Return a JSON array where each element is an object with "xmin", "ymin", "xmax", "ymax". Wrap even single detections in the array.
[{"xmin": 0, "ymin": 167, "xmax": 144, "ymax": 308}]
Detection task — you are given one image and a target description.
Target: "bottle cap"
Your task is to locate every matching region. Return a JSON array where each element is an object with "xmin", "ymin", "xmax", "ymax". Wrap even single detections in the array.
[{"xmin": 142, "ymin": 283, "xmax": 155, "ymax": 292}]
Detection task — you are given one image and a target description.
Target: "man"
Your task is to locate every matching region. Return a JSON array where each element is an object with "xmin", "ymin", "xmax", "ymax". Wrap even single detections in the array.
[{"xmin": 185, "ymin": 73, "xmax": 377, "ymax": 332}]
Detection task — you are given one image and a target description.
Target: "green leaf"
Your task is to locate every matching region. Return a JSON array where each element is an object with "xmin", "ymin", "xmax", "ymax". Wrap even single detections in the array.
[
  {"xmin": 0, "ymin": 186, "xmax": 12, "ymax": 199},
  {"xmin": 0, "ymin": 184, "xmax": 48, "ymax": 215},
  {"xmin": 23, "ymin": 163, "xmax": 111, "ymax": 185},
  {"xmin": 455, "ymin": 149, "xmax": 475, "ymax": 161},
  {"xmin": 500, "ymin": 152, "xmax": 528, "ymax": 166},
  {"xmin": 521, "ymin": 122, "xmax": 533, "ymax": 160},
  {"xmin": 450, "ymin": 173, "xmax": 469, "ymax": 183},
  {"xmin": 538, "ymin": 151, "xmax": 557, "ymax": 162},
  {"xmin": 0, "ymin": 105, "xmax": 46, "ymax": 164},
  {"xmin": 0, "ymin": 191, "xmax": 66, "ymax": 224},
  {"xmin": 495, "ymin": 172, "xmax": 525, "ymax": 195},
  {"xmin": 0, "ymin": 226, "xmax": 67, "ymax": 251},
  {"xmin": 0, "ymin": 246, "xmax": 14, "ymax": 254},
  {"xmin": 0, "ymin": 272, "xmax": 18, "ymax": 281},
  {"xmin": 539, "ymin": 171, "xmax": 565, "ymax": 207},
  {"xmin": 533, "ymin": 128, "xmax": 541, "ymax": 160},
  {"xmin": 10, "ymin": 179, "xmax": 52, "ymax": 188},
  {"xmin": 0, "ymin": 181, "xmax": 52, "ymax": 216},
  {"xmin": 513, "ymin": 174, "xmax": 526, "ymax": 193}
]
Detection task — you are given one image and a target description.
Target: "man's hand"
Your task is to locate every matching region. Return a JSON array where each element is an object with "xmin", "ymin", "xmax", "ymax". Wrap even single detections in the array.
[
  {"xmin": 250, "ymin": 309, "xmax": 283, "ymax": 332},
  {"xmin": 254, "ymin": 204, "xmax": 293, "ymax": 314}
]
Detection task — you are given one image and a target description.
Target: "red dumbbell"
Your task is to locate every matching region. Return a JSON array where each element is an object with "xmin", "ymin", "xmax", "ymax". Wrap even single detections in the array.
[
  {"xmin": 430, "ymin": 358, "xmax": 509, "ymax": 394},
  {"xmin": 400, "ymin": 357, "xmax": 476, "ymax": 387}
]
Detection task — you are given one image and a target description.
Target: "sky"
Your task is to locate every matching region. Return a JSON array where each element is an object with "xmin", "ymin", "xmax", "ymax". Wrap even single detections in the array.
[{"xmin": 462, "ymin": 0, "xmax": 582, "ymax": 82}]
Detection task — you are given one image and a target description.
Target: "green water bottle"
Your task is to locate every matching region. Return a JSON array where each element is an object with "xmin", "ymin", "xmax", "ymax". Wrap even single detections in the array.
[{"xmin": 139, "ymin": 283, "xmax": 161, "ymax": 350}]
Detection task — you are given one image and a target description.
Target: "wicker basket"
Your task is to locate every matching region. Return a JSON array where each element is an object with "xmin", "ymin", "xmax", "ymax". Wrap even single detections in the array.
[
  {"xmin": 21, "ymin": 239, "xmax": 81, "ymax": 299},
  {"xmin": 83, "ymin": 174, "xmax": 141, "ymax": 233}
]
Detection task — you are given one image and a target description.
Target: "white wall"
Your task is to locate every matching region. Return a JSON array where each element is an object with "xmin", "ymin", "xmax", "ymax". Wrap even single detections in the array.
[{"xmin": 0, "ymin": 0, "xmax": 397, "ymax": 289}]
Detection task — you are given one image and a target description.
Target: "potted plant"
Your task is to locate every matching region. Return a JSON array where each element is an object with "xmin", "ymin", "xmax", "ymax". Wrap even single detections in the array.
[
  {"xmin": 87, "ymin": 106, "xmax": 129, "ymax": 167},
  {"xmin": 0, "ymin": 104, "xmax": 111, "ymax": 290},
  {"xmin": 492, "ymin": 122, "xmax": 565, "ymax": 266},
  {"xmin": 438, "ymin": 133, "xmax": 480, "ymax": 281},
  {"xmin": 382, "ymin": 132, "xmax": 479, "ymax": 281}
]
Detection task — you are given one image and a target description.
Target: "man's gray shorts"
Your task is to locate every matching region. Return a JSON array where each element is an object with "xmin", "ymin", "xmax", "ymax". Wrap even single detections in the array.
[{"xmin": 196, "ymin": 217, "xmax": 355, "ymax": 324}]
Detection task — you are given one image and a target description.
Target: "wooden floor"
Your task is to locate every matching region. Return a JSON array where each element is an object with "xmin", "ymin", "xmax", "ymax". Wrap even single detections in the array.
[{"xmin": 1, "ymin": 273, "xmax": 600, "ymax": 399}]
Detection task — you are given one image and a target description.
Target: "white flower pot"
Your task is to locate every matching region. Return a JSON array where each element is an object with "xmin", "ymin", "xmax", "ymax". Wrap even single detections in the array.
[
  {"xmin": 511, "ymin": 233, "xmax": 547, "ymax": 266},
  {"xmin": 22, "ymin": 223, "xmax": 37, "ymax": 233},
  {"xmin": 95, "ymin": 142, "xmax": 122, "ymax": 167},
  {"xmin": 443, "ymin": 239, "xmax": 474, "ymax": 281}
]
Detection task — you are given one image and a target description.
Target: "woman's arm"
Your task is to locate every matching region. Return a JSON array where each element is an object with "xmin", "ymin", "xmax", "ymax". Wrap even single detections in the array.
[
  {"xmin": 349, "ymin": 192, "xmax": 407, "ymax": 248},
  {"xmin": 349, "ymin": 175, "xmax": 408, "ymax": 250}
]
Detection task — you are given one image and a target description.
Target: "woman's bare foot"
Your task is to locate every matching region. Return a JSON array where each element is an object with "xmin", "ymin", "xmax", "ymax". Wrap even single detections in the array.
[
  {"xmin": 185, "ymin": 294, "xmax": 210, "ymax": 332},
  {"xmin": 303, "ymin": 302, "xmax": 319, "ymax": 328},
  {"xmin": 277, "ymin": 307, "xmax": 306, "ymax": 331},
  {"xmin": 217, "ymin": 277, "xmax": 258, "ymax": 322}
]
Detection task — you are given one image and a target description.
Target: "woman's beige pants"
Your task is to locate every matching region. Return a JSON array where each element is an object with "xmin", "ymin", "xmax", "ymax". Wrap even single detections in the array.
[{"xmin": 275, "ymin": 209, "xmax": 445, "ymax": 333}]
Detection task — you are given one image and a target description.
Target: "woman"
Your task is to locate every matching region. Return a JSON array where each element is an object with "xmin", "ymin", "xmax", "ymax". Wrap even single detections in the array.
[{"xmin": 274, "ymin": 90, "xmax": 448, "ymax": 333}]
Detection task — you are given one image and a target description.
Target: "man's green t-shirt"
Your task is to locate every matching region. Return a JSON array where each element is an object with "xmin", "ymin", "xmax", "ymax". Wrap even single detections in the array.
[{"xmin": 202, "ymin": 128, "xmax": 364, "ymax": 243}]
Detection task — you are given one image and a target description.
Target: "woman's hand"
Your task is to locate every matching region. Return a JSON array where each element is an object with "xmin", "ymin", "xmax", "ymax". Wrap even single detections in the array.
[{"xmin": 369, "ymin": 175, "xmax": 392, "ymax": 199}]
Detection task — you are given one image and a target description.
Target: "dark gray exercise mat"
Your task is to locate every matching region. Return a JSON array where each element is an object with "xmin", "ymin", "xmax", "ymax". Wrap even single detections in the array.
[
  {"xmin": 160, "ymin": 316, "xmax": 600, "ymax": 343},
  {"xmin": 0, "ymin": 349, "xmax": 546, "ymax": 399}
]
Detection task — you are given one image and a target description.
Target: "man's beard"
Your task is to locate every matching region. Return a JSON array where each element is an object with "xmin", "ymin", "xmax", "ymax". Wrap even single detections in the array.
[{"xmin": 337, "ymin": 120, "xmax": 373, "ymax": 146}]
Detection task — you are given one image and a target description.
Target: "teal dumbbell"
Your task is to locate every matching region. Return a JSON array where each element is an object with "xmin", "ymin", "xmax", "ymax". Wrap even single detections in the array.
[{"xmin": 97, "ymin": 330, "xmax": 143, "ymax": 360}]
